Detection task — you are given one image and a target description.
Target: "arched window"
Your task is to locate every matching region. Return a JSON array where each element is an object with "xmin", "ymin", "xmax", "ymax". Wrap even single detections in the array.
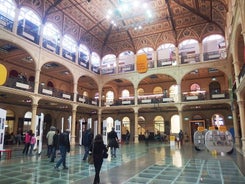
[
  {"xmin": 153, "ymin": 86, "xmax": 162, "ymax": 94},
  {"xmin": 171, "ymin": 114, "xmax": 180, "ymax": 134},
  {"xmin": 18, "ymin": 7, "xmax": 41, "ymax": 43},
  {"xmin": 78, "ymin": 44, "xmax": 90, "ymax": 68},
  {"xmin": 91, "ymin": 52, "xmax": 100, "ymax": 74},
  {"xmin": 101, "ymin": 54, "xmax": 116, "ymax": 74},
  {"xmin": 106, "ymin": 90, "xmax": 114, "ymax": 105},
  {"xmin": 122, "ymin": 116, "xmax": 130, "ymax": 132},
  {"xmin": 179, "ymin": 39, "xmax": 199, "ymax": 64},
  {"xmin": 106, "ymin": 117, "xmax": 114, "ymax": 134},
  {"xmin": 24, "ymin": 111, "xmax": 32, "ymax": 132},
  {"xmin": 62, "ymin": 35, "xmax": 76, "ymax": 62},
  {"xmin": 83, "ymin": 91, "xmax": 88, "ymax": 97},
  {"xmin": 154, "ymin": 116, "xmax": 164, "ymax": 133},
  {"xmin": 118, "ymin": 50, "xmax": 135, "ymax": 73},
  {"xmin": 0, "ymin": 0, "xmax": 15, "ymax": 20},
  {"xmin": 157, "ymin": 43, "xmax": 176, "ymax": 66},
  {"xmin": 212, "ymin": 114, "xmax": 224, "ymax": 127},
  {"xmin": 190, "ymin": 83, "xmax": 200, "ymax": 91},
  {"xmin": 122, "ymin": 89, "xmax": 130, "ymax": 98},
  {"xmin": 43, "ymin": 22, "xmax": 61, "ymax": 54},
  {"xmin": 209, "ymin": 81, "xmax": 221, "ymax": 94},
  {"xmin": 137, "ymin": 88, "xmax": 144, "ymax": 95},
  {"xmin": 138, "ymin": 116, "xmax": 146, "ymax": 136},
  {"xmin": 202, "ymin": 34, "xmax": 226, "ymax": 61}
]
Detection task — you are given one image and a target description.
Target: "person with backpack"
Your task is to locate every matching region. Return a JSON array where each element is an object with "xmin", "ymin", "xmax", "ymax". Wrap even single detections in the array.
[{"xmin": 82, "ymin": 128, "xmax": 93, "ymax": 161}]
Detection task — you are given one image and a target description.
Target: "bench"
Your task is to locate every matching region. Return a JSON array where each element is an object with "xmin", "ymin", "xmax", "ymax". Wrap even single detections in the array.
[{"xmin": 0, "ymin": 149, "xmax": 12, "ymax": 159}]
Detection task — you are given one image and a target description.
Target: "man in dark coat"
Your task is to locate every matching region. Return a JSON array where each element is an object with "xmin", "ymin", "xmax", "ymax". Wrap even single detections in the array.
[
  {"xmin": 107, "ymin": 127, "xmax": 119, "ymax": 158},
  {"xmin": 82, "ymin": 128, "xmax": 93, "ymax": 161},
  {"xmin": 54, "ymin": 129, "xmax": 70, "ymax": 170}
]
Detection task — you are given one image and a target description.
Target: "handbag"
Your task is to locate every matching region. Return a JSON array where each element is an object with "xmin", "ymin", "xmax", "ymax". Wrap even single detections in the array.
[{"xmin": 88, "ymin": 153, "xmax": 94, "ymax": 164}]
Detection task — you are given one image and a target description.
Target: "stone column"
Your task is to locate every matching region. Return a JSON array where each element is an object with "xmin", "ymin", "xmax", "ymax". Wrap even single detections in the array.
[
  {"xmin": 134, "ymin": 109, "xmax": 139, "ymax": 143},
  {"xmin": 237, "ymin": 100, "xmax": 245, "ymax": 154},
  {"xmin": 153, "ymin": 50, "xmax": 157, "ymax": 68},
  {"xmin": 33, "ymin": 69, "xmax": 40, "ymax": 94},
  {"xmin": 175, "ymin": 47, "xmax": 180, "ymax": 65},
  {"xmin": 13, "ymin": 8, "xmax": 20, "ymax": 34},
  {"xmin": 73, "ymin": 82, "xmax": 78, "ymax": 102},
  {"xmin": 97, "ymin": 110, "xmax": 102, "ymax": 134},
  {"xmin": 177, "ymin": 83, "xmax": 182, "ymax": 103},
  {"xmin": 231, "ymin": 102, "xmax": 241, "ymax": 146},
  {"xmin": 75, "ymin": 44, "xmax": 79, "ymax": 64},
  {"xmin": 70, "ymin": 105, "xmax": 77, "ymax": 145},
  {"xmin": 134, "ymin": 87, "xmax": 138, "ymax": 105},
  {"xmin": 199, "ymin": 42, "xmax": 203, "ymax": 62},
  {"xmin": 178, "ymin": 110, "xmax": 183, "ymax": 131}
]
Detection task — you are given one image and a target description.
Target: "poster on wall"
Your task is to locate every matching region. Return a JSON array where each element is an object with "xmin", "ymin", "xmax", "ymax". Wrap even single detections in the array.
[
  {"xmin": 0, "ymin": 108, "xmax": 7, "ymax": 150},
  {"xmin": 93, "ymin": 120, "xmax": 98, "ymax": 137},
  {"xmin": 115, "ymin": 120, "xmax": 121, "ymax": 142},
  {"xmin": 102, "ymin": 120, "xmax": 107, "ymax": 145}
]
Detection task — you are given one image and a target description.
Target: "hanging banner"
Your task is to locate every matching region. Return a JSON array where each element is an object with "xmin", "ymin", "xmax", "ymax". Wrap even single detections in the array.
[
  {"xmin": 0, "ymin": 108, "xmax": 7, "ymax": 150},
  {"xmin": 88, "ymin": 118, "xmax": 92, "ymax": 129},
  {"xmin": 79, "ymin": 119, "xmax": 84, "ymax": 145},
  {"xmin": 136, "ymin": 54, "xmax": 148, "ymax": 73},
  {"xmin": 0, "ymin": 64, "xmax": 7, "ymax": 85},
  {"xmin": 38, "ymin": 113, "xmax": 44, "ymax": 154},
  {"xmin": 94, "ymin": 120, "xmax": 98, "ymax": 137},
  {"xmin": 102, "ymin": 120, "xmax": 107, "ymax": 145}
]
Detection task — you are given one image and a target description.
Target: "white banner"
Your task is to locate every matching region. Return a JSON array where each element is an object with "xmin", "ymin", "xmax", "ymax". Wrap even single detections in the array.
[{"xmin": 0, "ymin": 108, "xmax": 7, "ymax": 150}]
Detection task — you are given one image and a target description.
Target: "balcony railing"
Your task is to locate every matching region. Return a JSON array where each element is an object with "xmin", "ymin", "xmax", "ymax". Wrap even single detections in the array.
[
  {"xmin": 77, "ymin": 94, "xmax": 98, "ymax": 106},
  {"xmin": 38, "ymin": 84, "xmax": 73, "ymax": 101},
  {"xmin": 5, "ymin": 77, "xmax": 34, "ymax": 92},
  {"xmin": 182, "ymin": 90, "xmax": 229, "ymax": 101}
]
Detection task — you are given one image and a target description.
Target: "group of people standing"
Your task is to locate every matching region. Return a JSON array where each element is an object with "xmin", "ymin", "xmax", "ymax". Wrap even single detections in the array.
[{"xmin": 22, "ymin": 129, "xmax": 36, "ymax": 156}]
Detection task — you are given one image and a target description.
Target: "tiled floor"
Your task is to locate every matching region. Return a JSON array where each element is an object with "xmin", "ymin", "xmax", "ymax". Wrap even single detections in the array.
[{"xmin": 0, "ymin": 142, "xmax": 245, "ymax": 184}]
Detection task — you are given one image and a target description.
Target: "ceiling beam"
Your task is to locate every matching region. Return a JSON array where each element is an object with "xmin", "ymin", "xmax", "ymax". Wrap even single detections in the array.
[
  {"xmin": 43, "ymin": 0, "xmax": 63, "ymax": 23},
  {"xmin": 101, "ymin": 25, "xmax": 113, "ymax": 56},
  {"xmin": 173, "ymin": 0, "xmax": 224, "ymax": 35},
  {"xmin": 165, "ymin": 0, "xmax": 177, "ymax": 40}
]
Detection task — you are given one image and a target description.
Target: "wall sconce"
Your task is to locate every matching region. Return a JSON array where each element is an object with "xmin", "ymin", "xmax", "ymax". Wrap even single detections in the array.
[{"xmin": 211, "ymin": 77, "xmax": 216, "ymax": 81}]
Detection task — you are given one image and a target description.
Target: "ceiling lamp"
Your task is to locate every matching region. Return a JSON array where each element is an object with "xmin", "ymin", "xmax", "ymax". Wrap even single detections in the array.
[{"xmin": 106, "ymin": 0, "xmax": 153, "ymax": 30}]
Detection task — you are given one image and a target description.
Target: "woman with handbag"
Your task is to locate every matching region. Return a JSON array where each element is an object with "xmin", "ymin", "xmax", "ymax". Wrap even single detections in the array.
[{"xmin": 91, "ymin": 134, "xmax": 108, "ymax": 184}]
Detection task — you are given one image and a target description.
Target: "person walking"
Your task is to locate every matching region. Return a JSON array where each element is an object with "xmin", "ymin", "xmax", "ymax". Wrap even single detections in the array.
[
  {"xmin": 46, "ymin": 126, "xmax": 56, "ymax": 158},
  {"xmin": 178, "ymin": 130, "xmax": 184, "ymax": 147},
  {"xmin": 91, "ymin": 134, "xmax": 108, "ymax": 184},
  {"xmin": 145, "ymin": 130, "xmax": 150, "ymax": 146},
  {"xmin": 29, "ymin": 133, "xmax": 36, "ymax": 156},
  {"xmin": 107, "ymin": 127, "xmax": 119, "ymax": 158},
  {"xmin": 54, "ymin": 129, "xmax": 70, "ymax": 170},
  {"xmin": 82, "ymin": 128, "xmax": 93, "ymax": 161},
  {"xmin": 50, "ymin": 129, "xmax": 60, "ymax": 162},
  {"xmin": 125, "ymin": 130, "xmax": 130, "ymax": 144},
  {"xmin": 22, "ymin": 130, "xmax": 32, "ymax": 155}
]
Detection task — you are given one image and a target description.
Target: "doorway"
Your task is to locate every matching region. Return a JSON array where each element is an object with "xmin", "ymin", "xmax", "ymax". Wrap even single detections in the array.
[{"xmin": 189, "ymin": 120, "xmax": 205, "ymax": 142}]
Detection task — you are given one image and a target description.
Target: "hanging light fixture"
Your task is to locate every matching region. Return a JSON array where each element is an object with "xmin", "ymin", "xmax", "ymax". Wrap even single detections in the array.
[{"xmin": 106, "ymin": 0, "xmax": 153, "ymax": 30}]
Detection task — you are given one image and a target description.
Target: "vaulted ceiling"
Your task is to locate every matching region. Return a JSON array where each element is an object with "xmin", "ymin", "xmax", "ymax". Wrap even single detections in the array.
[{"xmin": 20, "ymin": 0, "xmax": 227, "ymax": 57}]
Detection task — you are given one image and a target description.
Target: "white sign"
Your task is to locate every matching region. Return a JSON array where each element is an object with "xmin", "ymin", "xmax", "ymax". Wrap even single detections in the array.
[
  {"xmin": 0, "ymin": 108, "xmax": 7, "ymax": 150},
  {"xmin": 115, "ymin": 120, "xmax": 121, "ymax": 142}
]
